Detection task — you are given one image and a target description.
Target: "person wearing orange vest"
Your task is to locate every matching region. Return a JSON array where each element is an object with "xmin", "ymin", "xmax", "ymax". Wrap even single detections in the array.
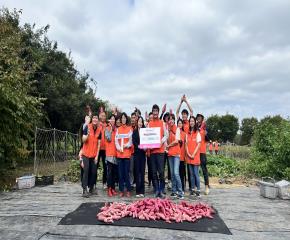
[
  {"xmin": 209, "ymin": 140, "xmax": 213, "ymax": 154},
  {"xmin": 215, "ymin": 141, "xmax": 219, "ymax": 155},
  {"xmin": 105, "ymin": 114, "xmax": 118, "ymax": 197},
  {"xmin": 133, "ymin": 116, "xmax": 147, "ymax": 197},
  {"xmin": 98, "ymin": 111, "xmax": 107, "ymax": 189},
  {"xmin": 176, "ymin": 94, "xmax": 193, "ymax": 134},
  {"xmin": 115, "ymin": 112, "xmax": 133, "ymax": 197},
  {"xmin": 166, "ymin": 114, "xmax": 184, "ymax": 199},
  {"xmin": 146, "ymin": 112, "xmax": 154, "ymax": 189},
  {"xmin": 185, "ymin": 116, "xmax": 202, "ymax": 197},
  {"xmin": 196, "ymin": 113, "xmax": 210, "ymax": 195},
  {"xmin": 148, "ymin": 104, "xmax": 168, "ymax": 198},
  {"xmin": 177, "ymin": 118, "xmax": 186, "ymax": 192},
  {"xmin": 81, "ymin": 115, "xmax": 102, "ymax": 197}
]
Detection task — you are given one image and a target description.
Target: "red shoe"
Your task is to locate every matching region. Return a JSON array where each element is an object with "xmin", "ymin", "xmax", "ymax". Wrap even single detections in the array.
[
  {"xmin": 111, "ymin": 188, "xmax": 118, "ymax": 196},
  {"xmin": 126, "ymin": 191, "xmax": 131, "ymax": 198},
  {"xmin": 119, "ymin": 192, "xmax": 124, "ymax": 197},
  {"xmin": 107, "ymin": 188, "xmax": 113, "ymax": 197}
]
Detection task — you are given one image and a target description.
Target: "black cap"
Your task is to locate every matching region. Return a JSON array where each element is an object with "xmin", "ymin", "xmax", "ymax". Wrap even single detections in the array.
[{"xmin": 196, "ymin": 113, "xmax": 204, "ymax": 119}]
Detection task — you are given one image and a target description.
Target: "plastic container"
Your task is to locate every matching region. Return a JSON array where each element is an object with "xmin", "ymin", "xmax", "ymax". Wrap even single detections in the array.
[
  {"xmin": 16, "ymin": 175, "xmax": 35, "ymax": 189},
  {"xmin": 258, "ymin": 177, "xmax": 278, "ymax": 199}
]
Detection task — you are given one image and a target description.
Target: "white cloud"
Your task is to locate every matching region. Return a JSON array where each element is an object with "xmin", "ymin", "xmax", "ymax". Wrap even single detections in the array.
[{"xmin": 1, "ymin": 0, "xmax": 290, "ymax": 120}]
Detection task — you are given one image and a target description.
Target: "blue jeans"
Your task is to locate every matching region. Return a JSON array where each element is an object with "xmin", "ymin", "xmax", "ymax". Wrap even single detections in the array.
[
  {"xmin": 168, "ymin": 156, "xmax": 183, "ymax": 195},
  {"xmin": 118, "ymin": 158, "xmax": 131, "ymax": 192},
  {"xmin": 188, "ymin": 164, "xmax": 200, "ymax": 191}
]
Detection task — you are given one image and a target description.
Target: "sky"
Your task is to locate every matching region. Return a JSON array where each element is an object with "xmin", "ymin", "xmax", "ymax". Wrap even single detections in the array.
[{"xmin": 2, "ymin": 0, "xmax": 290, "ymax": 120}]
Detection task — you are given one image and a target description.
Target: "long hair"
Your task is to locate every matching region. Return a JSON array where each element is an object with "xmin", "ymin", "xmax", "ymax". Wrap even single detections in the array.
[
  {"xmin": 120, "ymin": 112, "xmax": 129, "ymax": 125},
  {"xmin": 177, "ymin": 118, "xmax": 184, "ymax": 132},
  {"xmin": 189, "ymin": 116, "xmax": 197, "ymax": 133},
  {"xmin": 137, "ymin": 116, "xmax": 145, "ymax": 128}
]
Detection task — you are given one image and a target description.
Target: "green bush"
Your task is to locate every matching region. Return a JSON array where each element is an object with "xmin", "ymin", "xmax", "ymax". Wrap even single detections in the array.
[
  {"xmin": 246, "ymin": 116, "xmax": 290, "ymax": 180},
  {"xmin": 207, "ymin": 155, "xmax": 243, "ymax": 178},
  {"xmin": 66, "ymin": 159, "xmax": 81, "ymax": 182}
]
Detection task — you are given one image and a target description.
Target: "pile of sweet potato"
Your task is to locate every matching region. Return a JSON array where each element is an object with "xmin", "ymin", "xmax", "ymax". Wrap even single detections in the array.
[{"xmin": 97, "ymin": 198, "xmax": 214, "ymax": 223}]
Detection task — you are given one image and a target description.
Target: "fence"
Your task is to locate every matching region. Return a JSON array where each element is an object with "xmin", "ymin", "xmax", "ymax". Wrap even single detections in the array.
[{"xmin": 34, "ymin": 127, "xmax": 80, "ymax": 176}]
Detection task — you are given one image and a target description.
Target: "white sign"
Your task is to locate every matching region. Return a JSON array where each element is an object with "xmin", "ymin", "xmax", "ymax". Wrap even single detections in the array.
[{"xmin": 139, "ymin": 127, "xmax": 161, "ymax": 149}]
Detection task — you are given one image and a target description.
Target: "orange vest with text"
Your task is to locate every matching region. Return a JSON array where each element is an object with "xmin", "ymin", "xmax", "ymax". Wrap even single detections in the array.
[
  {"xmin": 116, "ymin": 125, "xmax": 132, "ymax": 159},
  {"xmin": 186, "ymin": 131, "xmax": 201, "ymax": 165},
  {"xmin": 148, "ymin": 119, "xmax": 165, "ymax": 154},
  {"xmin": 82, "ymin": 124, "xmax": 101, "ymax": 158},
  {"xmin": 168, "ymin": 124, "xmax": 181, "ymax": 157},
  {"xmin": 105, "ymin": 126, "xmax": 116, "ymax": 157},
  {"xmin": 199, "ymin": 129, "xmax": 207, "ymax": 154}
]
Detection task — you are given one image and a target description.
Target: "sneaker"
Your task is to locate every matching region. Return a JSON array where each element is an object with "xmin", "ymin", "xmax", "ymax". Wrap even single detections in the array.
[
  {"xmin": 196, "ymin": 190, "xmax": 201, "ymax": 197},
  {"xmin": 126, "ymin": 191, "xmax": 131, "ymax": 198},
  {"xmin": 89, "ymin": 188, "xmax": 98, "ymax": 195},
  {"xmin": 111, "ymin": 188, "xmax": 118, "ymax": 196},
  {"xmin": 103, "ymin": 184, "xmax": 107, "ymax": 190},
  {"xmin": 159, "ymin": 192, "xmax": 166, "ymax": 199},
  {"xmin": 167, "ymin": 181, "xmax": 172, "ymax": 190},
  {"xmin": 177, "ymin": 194, "xmax": 184, "ymax": 200},
  {"xmin": 107, "ymin": 188, "xmax": 113, "ymax": 197},
  {"xmin": 170, "ymin": 193, "xmax": 177, "ymax": 198},
  {"xmin": 139, "ymin": 194, "xmax": 145, "ymax": 198},
  {"xmin": 205, "ymin": 185, "xmax": 210, "ymax": 195},
  {"xmin": 82, "ymin": 189, "xmax": 89, "ymax": 198},
  {"xmin": 155, "ymin": 192, "xmax": 160, "ymax": 198},
  {"xmin": 190, "ymin": 190, "xmax": 196, "ymax": 196},
  {"xmin": 136, "ymin": 194, "xmax": 140, "ymax": 198}
]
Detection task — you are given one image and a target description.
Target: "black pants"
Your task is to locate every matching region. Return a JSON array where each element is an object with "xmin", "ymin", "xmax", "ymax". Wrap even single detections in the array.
[
  {"xmin": 107, "ymin": 161, "xmax": 118, "ymax": 189},
  {"xmin": 97, "ymin": 150, "xmax": 107, "ymax": 184},
  {"xmin": 164, "ymin": 152, "xmax": 171, "ymax": 181},
  {"xmin": 151, "ymin": 153, "xmax": 165, "ymax": 194},
  {"xmin": 187, "ymin": 164, "xmax": 192, "ymax": 190},
  {"xmin": 179, "ymin": 161, "xmax": 186, "ymax": 191},
  {"xmin": 82, "ymin": 156, "xmax": 97, "ymax": 190},
  {"xmin": 200, "ymin": 153, "xmax": 209, "ymax": 186},
  {"xmin": 134, "ymin": 151, "xmax": 146, "ymax": 195},
  {"xmin": 147, "ymin": 156, "xmax": 153, "ymax": 185}
]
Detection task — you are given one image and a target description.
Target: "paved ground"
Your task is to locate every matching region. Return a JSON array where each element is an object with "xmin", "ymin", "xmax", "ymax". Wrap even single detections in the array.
[{"xmin": 0, "ymin": 182, "xmax": 290, "ymax": 240}]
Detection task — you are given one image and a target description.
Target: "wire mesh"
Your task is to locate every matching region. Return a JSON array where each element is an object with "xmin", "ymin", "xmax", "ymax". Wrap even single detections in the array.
[{"xmin": 34, "ymin": 128, "xmax": 80, "ymax": 176}]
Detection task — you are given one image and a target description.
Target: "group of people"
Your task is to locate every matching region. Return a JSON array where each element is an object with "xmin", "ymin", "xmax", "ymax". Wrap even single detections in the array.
[{"xmin": 79, "ymin": 95, "xmax": 212, "ymax": 199}]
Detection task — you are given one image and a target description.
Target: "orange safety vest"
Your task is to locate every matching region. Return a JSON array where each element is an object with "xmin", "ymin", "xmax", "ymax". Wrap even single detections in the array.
[
  {"xmin": 82, "ymin": 123, "xmax": 101, "ymax": 158},
  {"xmin": 183, "ymin": 120, "xmax": 189, "ymax": 134},
  {"xmin": 215, "ymin": 142, "xmax": 219, "ymax": 150},
  {"xmin": 168, "ymin": 124, "xmax": 181, "ymax": 157},
  {"xmin": 116, "ymin": 125, "xmax": 132, "ymax": 159},
  {"xmin": 199, "ymin": 129, "xmax": 207, "ymax": 154},
  {"xmin": 105, "ymin": 126, "xmax": 116, "ymax": 157},
  {"xmin": 180, "ymin": 129, "xmax": 186, "ymax": 161},
  {"xmin": 100, "ymin": 122, "xmax": 107, "ymax": 151},
  {"xmin": 186, "ymin": 131, "xmax": 201, "ymax": 165},
  {"xmin": 148, "ymin": 119, "xmax": 165, "ymax": 154},
  {"xmin": 209, "ymin": 143, "xmax": 213, "ymax": 151}
]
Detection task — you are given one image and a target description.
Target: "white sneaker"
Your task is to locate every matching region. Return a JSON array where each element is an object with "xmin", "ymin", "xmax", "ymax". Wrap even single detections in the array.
[
  {"xmin": 103, "ymin": 184, "xmax": 107, "ymax": 190},
  {"xmin": 136, "ymin": 194, "xmax": 140, "ymax": 198}
]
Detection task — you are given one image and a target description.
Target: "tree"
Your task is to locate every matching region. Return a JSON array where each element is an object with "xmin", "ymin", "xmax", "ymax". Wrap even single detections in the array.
[
  {"xmin": 206, "ymin": 114, "xmax": 239, "ymax": 142},
  {"xmin": 240, "ymin": 117, "xmax": 258, "ymax": 145},
  {"xmin": 206, "ymin": 115, "xmax": 221, "ymax": 141},
  {"xmin": 219, "ymin": 114, "xmax": 239, "ymax": 142},
  {"xmin": 0, "ymin": 8, "xmax": 42, "ymax": 168}
]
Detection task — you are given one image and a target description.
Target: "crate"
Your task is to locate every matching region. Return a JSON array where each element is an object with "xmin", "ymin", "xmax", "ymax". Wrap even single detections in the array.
[
  {"xmin": 16, "ymin": 175, "xmax": 35, "ymax": 189},
  {"xmin": 258, "ymin": 177, "xmax": 278, "ymax": 199},
  {"xmin": 276, "ymin": 180, "xmax": 290, "ymax": 200},
  {"xmin": 35, "ymin": 175, "xmax": 54, "ymax": 186}
]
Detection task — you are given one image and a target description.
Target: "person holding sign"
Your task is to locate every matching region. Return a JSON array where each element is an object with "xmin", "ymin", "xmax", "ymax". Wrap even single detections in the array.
[
  {"xmin": 115, "ymin": 112, "xmax": 133, "ymax": 197},
  {"xmin": 147, "ymin": 104, "xmax": 168, "ymax": 198},
  {"xmin": 166, "ymin": 114, "xmax": 184, "ymax": 199}
]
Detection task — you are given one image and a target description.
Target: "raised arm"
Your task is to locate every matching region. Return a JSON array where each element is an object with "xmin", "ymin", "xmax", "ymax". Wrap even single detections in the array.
[{"xmin": 184, "ymin": 96, "xmax": 193, "ymax": 116}]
